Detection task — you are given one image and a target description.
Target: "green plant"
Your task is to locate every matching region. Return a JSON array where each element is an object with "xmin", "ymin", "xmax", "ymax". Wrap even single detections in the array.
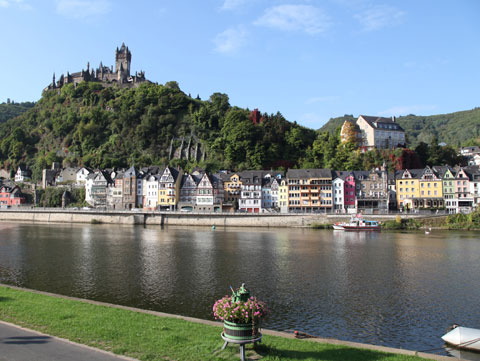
[{"xmin": 213, "ymin": 287, "xmax": 269, "ymax": 324}]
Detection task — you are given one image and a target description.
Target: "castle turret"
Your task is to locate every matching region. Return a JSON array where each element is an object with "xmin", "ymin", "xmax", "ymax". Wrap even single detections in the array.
[
  {"xmin": 52, "ymin": 73, "xmax": 56, "ymax": 88},
  {"xmin": 115, "ymin": 42, "xmax": 131, "ymax": 82}
]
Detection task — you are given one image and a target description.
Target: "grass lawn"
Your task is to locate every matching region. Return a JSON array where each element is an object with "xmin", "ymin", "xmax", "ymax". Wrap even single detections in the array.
[{"xmin": 0, "ymin": 285, "xmax": 431, "ymax": 361}]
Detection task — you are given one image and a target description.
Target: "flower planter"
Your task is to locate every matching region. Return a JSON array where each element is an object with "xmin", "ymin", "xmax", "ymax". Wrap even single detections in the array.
[{"xmin": 223, "ymin": 320, "xmax": 259, "ymax": 341}]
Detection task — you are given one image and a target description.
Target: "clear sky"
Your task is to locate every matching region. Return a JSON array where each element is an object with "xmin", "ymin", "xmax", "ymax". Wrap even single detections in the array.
[{"xmin": 1, "ymin": 0, "xmax": 479, "ymax": 129}]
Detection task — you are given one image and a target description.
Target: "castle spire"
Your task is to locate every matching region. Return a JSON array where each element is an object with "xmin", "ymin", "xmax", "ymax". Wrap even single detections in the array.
[{"xmin": 52, "ymin": 72, "xmax": 56, "ymax": 88}]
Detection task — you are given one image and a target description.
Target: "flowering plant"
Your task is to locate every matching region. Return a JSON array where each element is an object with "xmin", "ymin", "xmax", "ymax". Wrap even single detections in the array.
[{"xmin": 213, "ymin": 295, "xmax": 269, "ymax": 324}]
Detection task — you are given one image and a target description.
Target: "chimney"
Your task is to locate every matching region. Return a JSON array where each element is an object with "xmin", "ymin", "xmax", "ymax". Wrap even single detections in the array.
[{"xmin": 391, "ymin": 116, "xmax": 396, "ymax": 122}]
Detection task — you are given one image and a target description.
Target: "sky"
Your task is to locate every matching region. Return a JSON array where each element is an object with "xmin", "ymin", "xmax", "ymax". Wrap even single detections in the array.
[{"xmin": 1, "ymin": 0, "xmax": 479, "ymax": 129}]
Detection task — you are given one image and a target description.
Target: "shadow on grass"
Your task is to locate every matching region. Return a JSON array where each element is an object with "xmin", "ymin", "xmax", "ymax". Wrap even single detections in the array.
[
  {"xmin": 0, "ymin": 297, "xmax": 11, "ymax": 302},
  {"xmin": 255, "ymin": 343, "xmax": 400, "ymax": 361}
]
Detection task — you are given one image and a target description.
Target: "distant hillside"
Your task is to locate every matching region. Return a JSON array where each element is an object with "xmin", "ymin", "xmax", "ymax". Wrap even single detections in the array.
[
  {"xmin": 0, "ymin": 101, "xmax": 35, "ymax": 123},
  {"xmin": 319, "ymin": 108, "xmax": 480, "ymax": 147},
  {"xmin": 0, "ymin": 82, "xmax": 316, "ymax": 179},
  {"xmin": 318, "ymin": 114, "xmax": 355, "ymax": 135}
]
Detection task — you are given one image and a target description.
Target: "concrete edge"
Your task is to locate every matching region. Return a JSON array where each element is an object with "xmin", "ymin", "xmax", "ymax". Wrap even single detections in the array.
[
  {"xmin": 0, "ymin": 319, "xmax": 140, "ymax": 361},
  {"xmin": 0, "ymin": 284, "xmax": 458, "ymax": 361}
]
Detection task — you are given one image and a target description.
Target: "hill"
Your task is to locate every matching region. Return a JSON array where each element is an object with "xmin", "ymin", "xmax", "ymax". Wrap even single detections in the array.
[
  {"xmin": 319, "ymin": 108, "xmax": 480, "ymax": 147},
  {"xmin": 0, "ymin": 82, "xmax": 316, "ymax": 179},
  {"xmin": 0, "ymin": 101, "xmax": 35, "ymax": 123}
]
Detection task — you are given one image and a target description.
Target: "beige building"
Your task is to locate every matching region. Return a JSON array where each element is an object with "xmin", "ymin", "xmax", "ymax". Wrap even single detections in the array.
[{"xmin": 356, "ymin": 115, "xmax": 406, "ymax": 149}]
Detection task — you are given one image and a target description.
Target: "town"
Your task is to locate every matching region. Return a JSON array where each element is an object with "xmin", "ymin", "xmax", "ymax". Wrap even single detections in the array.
[{"xmin": 3, "ymin": 140, "xmax": 480, "ymax": 215}]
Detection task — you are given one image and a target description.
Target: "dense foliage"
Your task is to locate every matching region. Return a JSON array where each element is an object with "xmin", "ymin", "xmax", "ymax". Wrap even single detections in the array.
[
  {"xmin": 0, "ymin": 82, "xmax": 472, "ymax": 179},
  {"xmin": 319, "ymin": 108, "xmax": 480, "ymax": 148},
  {"xmin": 300, "ymin": 131, "xmax": 463, "ymax": 172},
  {"xmin": 0, "ymin": 83, "xmax": 316, "ymax": 179},
  {"xmin": 0, "ymin": 100, "xmax": 35, "ymax": 123},
  {"xmin": 444, "ymin": 209, "xmax": 480, "ymax": 230}
]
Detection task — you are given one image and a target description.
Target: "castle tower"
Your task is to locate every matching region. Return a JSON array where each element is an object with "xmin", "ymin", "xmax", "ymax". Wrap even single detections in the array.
[{"xmin": 115, "ymin": 43, "xmax": 131, "ymax": 82}]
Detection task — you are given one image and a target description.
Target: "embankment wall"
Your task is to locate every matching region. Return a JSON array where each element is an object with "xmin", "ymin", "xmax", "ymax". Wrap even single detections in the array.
[{"xmin": 0, "ymin": 210, "xmax": 424, "ymax": 228}]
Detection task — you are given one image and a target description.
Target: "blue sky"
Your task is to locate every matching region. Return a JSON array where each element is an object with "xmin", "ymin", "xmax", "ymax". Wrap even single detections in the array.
[{"xmin": 1, "ymin": 0, "xmax": 479, "ymax": 129}]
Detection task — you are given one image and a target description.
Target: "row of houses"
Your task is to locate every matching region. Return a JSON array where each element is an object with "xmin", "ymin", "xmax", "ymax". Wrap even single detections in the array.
[
  {"xmin": 5, "ymin": 161, "xmax": 480, "ymax": 214},
  {"xmin": 82, "ymin": 164, "xmax": 480, "ymax": 214},
  {"xmin": 395, "ymin": 165, "xmax": 480, "ymax": 214}
]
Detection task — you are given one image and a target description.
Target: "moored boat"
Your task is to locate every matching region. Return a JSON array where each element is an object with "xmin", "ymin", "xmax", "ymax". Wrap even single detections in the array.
[
  {"xmin": 333, "ymin": 215, "xmax": 380, "ymax": 231},
  {"xmin": 442, "ymin": 325, "xmax": 480, "ymax": 351}
]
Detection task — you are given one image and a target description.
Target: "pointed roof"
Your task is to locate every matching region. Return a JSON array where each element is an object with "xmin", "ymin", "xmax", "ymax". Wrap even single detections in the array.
[{"xmin": 124, "ymin": 165, "xmax": 138, "ymax": 178}]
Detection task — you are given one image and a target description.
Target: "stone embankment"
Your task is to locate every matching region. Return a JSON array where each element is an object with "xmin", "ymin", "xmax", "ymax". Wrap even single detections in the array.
[{"xmin": 0, "ymin": 209, "xmax": 427, "ymax": 228}]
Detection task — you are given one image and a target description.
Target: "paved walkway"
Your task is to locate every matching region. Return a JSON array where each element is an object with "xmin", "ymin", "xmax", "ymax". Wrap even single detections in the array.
[{"xmin": 0, "ymin": 321, "xmax": 138, "ymax": 361}]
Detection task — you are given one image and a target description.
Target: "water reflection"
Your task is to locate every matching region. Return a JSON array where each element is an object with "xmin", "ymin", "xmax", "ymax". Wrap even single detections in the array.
[{"xmin": 0, "ymin": 223, "xmax": 479, "ymax": 357}]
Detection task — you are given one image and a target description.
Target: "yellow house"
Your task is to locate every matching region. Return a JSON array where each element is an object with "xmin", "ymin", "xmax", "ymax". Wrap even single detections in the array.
[
  {"xmin": 396, "ymin": 169, "xmax": 421, "ymax": 207},
  {"xmin": 158, "ymin": 166, "xmax": 183, "ymax": 210},
  {"xmin": 279, "ymin": 179, "xmax": 289, "ymax": 213},
  {"xmin": 417, "ymin": 166, "xmax": 444, "ymax": 208},
  {"xmin": 396, "ymin": 167, "xmax": 444, "ymax": 209},
  {"xmin": 221, "ymin": 173, "xmax": 242, "ymax": 205}
]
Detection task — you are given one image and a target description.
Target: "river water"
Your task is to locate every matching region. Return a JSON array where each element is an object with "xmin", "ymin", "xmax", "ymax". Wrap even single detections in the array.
[{"xmin": 0, "ymin": 222, "xmax": 479, "ymax": 357}]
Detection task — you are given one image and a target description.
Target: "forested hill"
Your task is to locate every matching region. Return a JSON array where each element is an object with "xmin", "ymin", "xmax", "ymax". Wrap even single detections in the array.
[
  {"xmin": 319, "ymin": 108, "xmax": 480, "ymax": 147},
  {"xmin": 0, "ymin": 82, "xmax": 317, "ymax": 179},
  {"xmin": 0, "ymin": 101, "xmax": 35, "ymax": 123}
]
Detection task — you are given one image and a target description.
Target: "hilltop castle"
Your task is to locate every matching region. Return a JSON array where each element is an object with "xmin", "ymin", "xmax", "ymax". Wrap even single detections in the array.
[{"xmin": 47, "ymin": 43, "xmax": 149, "ymax": 90}]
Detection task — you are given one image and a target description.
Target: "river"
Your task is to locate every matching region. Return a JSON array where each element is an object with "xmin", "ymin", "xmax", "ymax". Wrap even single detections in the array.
[{"xmin": 0, "ymin": 222, "xmax": 479, "ymax": 358}]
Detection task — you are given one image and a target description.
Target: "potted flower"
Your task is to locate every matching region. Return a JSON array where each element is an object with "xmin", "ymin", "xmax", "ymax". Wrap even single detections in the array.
[{"xmin": 213, "ymin": 284, "xmax": 269, "ymax": 341}]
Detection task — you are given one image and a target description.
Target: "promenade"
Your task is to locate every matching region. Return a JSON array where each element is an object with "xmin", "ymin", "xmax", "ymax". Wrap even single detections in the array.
[{"xmin": 0, "ymin": 208, "xmax": 434, "ymax": 227}]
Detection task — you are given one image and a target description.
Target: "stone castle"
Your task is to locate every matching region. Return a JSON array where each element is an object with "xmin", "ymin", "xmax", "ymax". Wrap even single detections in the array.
[{"xmin": 48, "ymin": 43, "xmax": 149, "ymax": 90}]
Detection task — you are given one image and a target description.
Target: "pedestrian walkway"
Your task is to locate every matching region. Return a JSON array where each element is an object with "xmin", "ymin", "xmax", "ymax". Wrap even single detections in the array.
[{"xmin": 0, "ymin": 321, "xmax": 138, "ymax": 361}]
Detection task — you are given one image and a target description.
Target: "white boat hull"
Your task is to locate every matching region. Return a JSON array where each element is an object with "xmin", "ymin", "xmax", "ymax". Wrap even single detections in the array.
[{"xmin": 442, "ymin": 326, "xmax": 480, "ymax": 351}]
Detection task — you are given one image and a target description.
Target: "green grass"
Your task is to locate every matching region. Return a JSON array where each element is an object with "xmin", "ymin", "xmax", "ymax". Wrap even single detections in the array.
[{"xmin": 0, "ymin": 286, "xmax": 429, "ymax": 361}]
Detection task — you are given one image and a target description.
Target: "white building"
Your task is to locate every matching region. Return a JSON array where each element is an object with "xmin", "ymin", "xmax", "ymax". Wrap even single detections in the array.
[
  {"xmin": 14, "ymin": 166, "xmax": 31, "ymax": 183},
  {"xmin": 143, "ymin": 174, "xmax": 159, "ymax": 209},
  {"xmin": 76, "ymin": 167, "xmax": 92, "ymax": 185},
  {"xmin": 332, "ymin": 175, "xmax": 345, "ymax": 213},
  {"xmin": 195, "ymin": 173, "xmax": 223, "ymax": 212},
  {"xmin": 239, "ymin": 171, "xmax": 264, "ymax": 213}
]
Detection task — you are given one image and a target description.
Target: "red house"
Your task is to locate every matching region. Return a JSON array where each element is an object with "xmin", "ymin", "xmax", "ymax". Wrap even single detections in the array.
[{"xmin": 0, "ymin": 185, "xmax": 26, "ymax": 206}]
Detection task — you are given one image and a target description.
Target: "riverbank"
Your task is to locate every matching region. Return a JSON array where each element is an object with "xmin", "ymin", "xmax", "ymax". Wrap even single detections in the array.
[
  {"xmin": 0, "ymin": 208, "xmax": 428, "ymax": 228},
  {"xmin": 0, "ymin": 285, "xmax": 448, "ymax": 361}
]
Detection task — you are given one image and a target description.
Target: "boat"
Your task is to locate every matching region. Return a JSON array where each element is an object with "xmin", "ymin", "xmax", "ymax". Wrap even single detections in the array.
[
  {"xmin": 332, "ymin": 215, "xmax": 380, "ymax": 231},
  {"xmin": 442, "ymin": 325, "xmax": 480, "ymax": 351}
]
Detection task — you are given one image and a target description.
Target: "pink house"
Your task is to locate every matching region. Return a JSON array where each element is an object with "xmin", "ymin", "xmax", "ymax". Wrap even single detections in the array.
[
  {"xmin": 455, "ymin": 168, "xmax": 469, "ymax": 198},
  {"xmin": 0, "ymin": 185, "xmax": 26, "ymax": 206},
  {"xmin": 344, "ymin": 173, "xmax": 356, "ymax": 210}
]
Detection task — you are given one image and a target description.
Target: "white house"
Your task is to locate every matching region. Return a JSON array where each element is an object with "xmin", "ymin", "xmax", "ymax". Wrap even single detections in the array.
[
  {"xmin": 332, "ymin": 174, "xmax": 345, "ymax": 213},
  {"xmin": 143, "ymin": 174, "xmax": 159, "ymax": 209},
  {"xmin": 76, "ymin": 167, "xmax": 92, "ymax": 185},
  {"xmin": 195, "ymin": 173, "xmax": 223, "ymax": 212},
  {"xmin": 239, "ymin": 171, "xmax": 264, "ymax": 213},
  {"xmin": 15, "ymin": 166, "xmax": 31, "ymax": 183}
]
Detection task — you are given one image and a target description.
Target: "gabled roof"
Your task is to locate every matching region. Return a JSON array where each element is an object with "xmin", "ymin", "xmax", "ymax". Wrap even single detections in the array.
[
  {"xmin": 432, "ymin": 165, "xmax": 454, "ymax": 178},
  {"xmin": 396, "ymin": 169, "xmax": 424, "ymax": 179}
]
